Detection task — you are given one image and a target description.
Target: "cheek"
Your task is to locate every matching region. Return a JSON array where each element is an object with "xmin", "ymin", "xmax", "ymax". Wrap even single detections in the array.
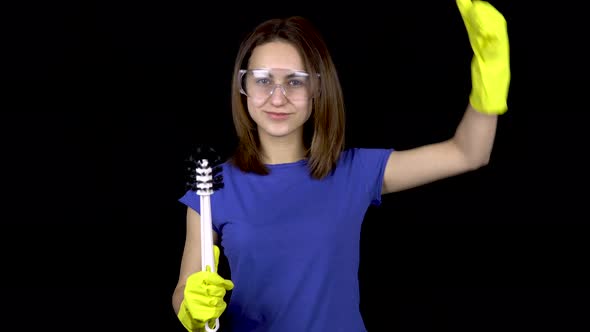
[
  {"xmin": 246, "ymin": 101, "xmax": 259, "ymax": 119},
  {"xmin": 293, "ymin": 99, "xmax": 312, "ymax": 113},
  {"xmin": 246, "ymin": 99, "xmax": 254, "ymax": 113}
]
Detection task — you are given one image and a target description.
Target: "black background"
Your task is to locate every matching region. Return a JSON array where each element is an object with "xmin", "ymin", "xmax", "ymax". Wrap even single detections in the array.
[{"xmin": 2, "ymin": 1, "xmax": 586, "ymax": 331}]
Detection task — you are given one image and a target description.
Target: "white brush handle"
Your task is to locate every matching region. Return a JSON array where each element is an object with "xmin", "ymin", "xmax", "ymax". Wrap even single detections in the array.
[
  {"xmin": 200, "ymin": 195, "xmax": 215, "ymax": 272},
  {"xmin": 200, "ymin": 194, "xmax": 220, "ymax": 332}
]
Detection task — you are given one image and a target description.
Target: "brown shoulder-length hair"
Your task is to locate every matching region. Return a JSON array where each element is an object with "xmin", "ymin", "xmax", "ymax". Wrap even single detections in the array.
[{"xmin": 229, "ymin": 16, "xmax": 345, "ymax": 180}]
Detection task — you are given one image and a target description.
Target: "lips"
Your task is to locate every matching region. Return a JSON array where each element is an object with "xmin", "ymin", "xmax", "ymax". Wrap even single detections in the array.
[
  {"xmin": 265, "ymin": 112, "xmax": 291, "ymax": 120},
  {"xmin": 266, "ymin": 112, "xmax": 291, "ymax": 115}
]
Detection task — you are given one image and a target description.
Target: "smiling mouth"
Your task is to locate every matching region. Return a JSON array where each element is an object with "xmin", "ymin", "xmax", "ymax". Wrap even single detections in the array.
[
  {"xmin": 266, "ymin": 112, "xmax": 291, "ymax": 115},
  {"xmin": 265, "ymin": 112, "xmax": 292, "ymax": 119}
]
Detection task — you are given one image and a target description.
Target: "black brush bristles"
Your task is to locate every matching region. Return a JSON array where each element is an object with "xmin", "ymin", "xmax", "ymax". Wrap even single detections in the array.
[{"xmin": 185, "ymin": 145, "xmax": 224, "ymax": 194}]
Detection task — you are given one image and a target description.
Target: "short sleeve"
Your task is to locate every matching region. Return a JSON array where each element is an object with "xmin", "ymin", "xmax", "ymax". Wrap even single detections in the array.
[
  {"xmin": 178, "ymin": 189, "xmax": 221, "ymax": 234},
  {"xmin": 179, "ymin": 189, "xmax": 200, "ymax": 213},
  {"xmin": 352, "ymin": 148, "xmax": 395, "ymax": 206}
]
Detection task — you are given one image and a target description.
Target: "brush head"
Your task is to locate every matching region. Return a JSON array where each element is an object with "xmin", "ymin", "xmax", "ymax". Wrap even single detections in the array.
[{"xmin": 185, "ymin": 145, "xmax": 224, "ymax": 195}]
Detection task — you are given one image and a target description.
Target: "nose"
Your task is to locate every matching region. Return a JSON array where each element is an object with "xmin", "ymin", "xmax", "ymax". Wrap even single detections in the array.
[{"xmin": 269, "ymin": 84, "xmax": 288, "ymax": 105}]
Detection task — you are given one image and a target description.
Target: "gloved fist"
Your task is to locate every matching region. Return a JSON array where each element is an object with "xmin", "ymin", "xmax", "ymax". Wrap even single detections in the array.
[
  {"xmin": 177, "ymin": 245, "xmax": 234, "ymax": 331},
  {"xmin": 457, "ymin": 0, "xmax": 510, "ymax": 114}
]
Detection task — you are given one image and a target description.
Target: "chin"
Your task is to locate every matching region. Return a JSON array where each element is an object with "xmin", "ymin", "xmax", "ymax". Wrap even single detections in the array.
[
  {"xmin": 259, "ymin": 123, "xmax": 301, "ymax": 138},
  {"xmin": 263, "ymin": 128, "xmax": 296, "ymax": 138}
]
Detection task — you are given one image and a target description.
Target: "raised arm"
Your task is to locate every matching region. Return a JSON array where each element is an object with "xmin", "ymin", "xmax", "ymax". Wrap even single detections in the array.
[{"xmin": 382, "ymin": 0, "xmax": 510, "ymax": 194}]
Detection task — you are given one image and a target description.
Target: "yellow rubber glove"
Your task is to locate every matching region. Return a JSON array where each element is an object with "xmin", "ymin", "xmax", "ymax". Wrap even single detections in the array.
[
  {"xmin": 177, "ymin": 245, "xmax": 234, "ymax": 331},
  {"xmin": 457, "ymin": 0, "xmax": 510, "ymax": 114}
]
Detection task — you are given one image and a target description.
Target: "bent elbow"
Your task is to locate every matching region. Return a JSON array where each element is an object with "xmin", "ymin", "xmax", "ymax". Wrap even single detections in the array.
[
  {"xmin": 464, "ymin": 153, "xmax": 491, "ymax": 171},
  {"xmin": 473, "ymin": 155, "xmax": 491, "ymax": 170}
]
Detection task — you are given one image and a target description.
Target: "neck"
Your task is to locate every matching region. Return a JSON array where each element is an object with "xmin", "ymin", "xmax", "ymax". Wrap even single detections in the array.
[{"xmin": 259, "ymin": 130, "xmax": 306, "ymax": 165}]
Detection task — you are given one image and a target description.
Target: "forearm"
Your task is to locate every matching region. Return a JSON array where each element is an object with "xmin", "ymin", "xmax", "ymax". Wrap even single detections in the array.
[
  {"xmin": 451, "ymin": 0, "xmax": 508, "ymax": 168},
  {"xmin": 173, "ymin": 285, "xmax": 186, "ymax": 315},
  {"xmin": 451, "ymin": 104, "xmax": 498, "ymax": 167}
]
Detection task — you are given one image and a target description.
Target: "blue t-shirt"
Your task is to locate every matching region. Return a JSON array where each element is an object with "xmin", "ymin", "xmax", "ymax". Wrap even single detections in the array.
[{"xmin": 179, "ymin": 147, "xmax": 394, "ymax": 332}]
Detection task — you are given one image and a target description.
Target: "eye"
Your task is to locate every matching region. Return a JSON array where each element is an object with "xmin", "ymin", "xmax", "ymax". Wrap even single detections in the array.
[
  {"xmin": 288, "ymin": 79, "xmax": 306, "ymax": 87},
  {"xmin": 255, "ymin": 78, "xmax": 272, "ymax": 85}
]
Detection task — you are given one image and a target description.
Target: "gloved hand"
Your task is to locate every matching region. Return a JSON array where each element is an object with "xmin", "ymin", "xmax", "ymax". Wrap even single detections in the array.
[
  {"xmin": 177, "ymin": 245, "xmax": 234, "ymax": 331},
  {"xmin": 457, "ymin": 0, "xmax": 510, "ymax": 114}
]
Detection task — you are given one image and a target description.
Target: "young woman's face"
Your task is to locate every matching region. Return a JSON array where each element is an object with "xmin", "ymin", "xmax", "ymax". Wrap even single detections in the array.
[{"xmin": 244, "ymin": 41, "xmax": 313, "ymax": 140}]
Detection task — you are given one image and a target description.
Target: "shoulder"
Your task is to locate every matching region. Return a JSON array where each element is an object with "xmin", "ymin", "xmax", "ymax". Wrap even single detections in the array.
[
  {"xmin": 337, "ymin": 147, "xmax": 395, "ymax": 167},
  {"xmin": 219, "ymin": 159, "xmax": 249, "ymax": 182}
]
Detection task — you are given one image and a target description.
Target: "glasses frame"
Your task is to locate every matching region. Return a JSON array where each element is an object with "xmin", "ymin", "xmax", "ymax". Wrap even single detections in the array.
[{"xmin": 238, "ymin": 68, "xmax": 320, "ymax": 101}]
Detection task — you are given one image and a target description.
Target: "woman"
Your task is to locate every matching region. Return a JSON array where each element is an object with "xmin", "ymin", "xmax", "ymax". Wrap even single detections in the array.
[{"xmin": 172, "ymin": 1, "xmax": 510, "ymax": 331}]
